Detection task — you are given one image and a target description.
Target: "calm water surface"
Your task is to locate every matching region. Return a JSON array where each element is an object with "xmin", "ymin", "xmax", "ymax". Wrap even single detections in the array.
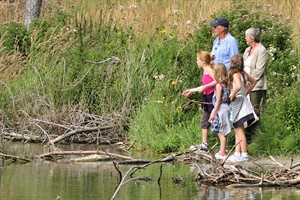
[{"xmin": 0, "ymin": 142, "xmax": 300, "ymax": 200}]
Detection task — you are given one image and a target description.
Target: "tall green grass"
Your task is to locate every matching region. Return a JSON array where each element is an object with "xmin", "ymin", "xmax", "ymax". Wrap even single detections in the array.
[{"xmin": 0, "ymin": 1, "xmax": 299, "ymax": 155}]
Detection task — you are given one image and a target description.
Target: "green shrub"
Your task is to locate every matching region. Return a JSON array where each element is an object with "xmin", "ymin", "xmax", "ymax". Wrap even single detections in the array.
[
  {"xmin": 129, "ymin": 0, "xmax": 299, "ymax": 153},
  {"xmin": 249, "ymin": 82, "xmax": 300, "ymax": 155},
  {"xmin": 0, "ymin": 21, "xmax": 29, "ymax": 55},
  {"xmin": 0, "ymin": 1, "xmax": 299, "ymax": 156}
]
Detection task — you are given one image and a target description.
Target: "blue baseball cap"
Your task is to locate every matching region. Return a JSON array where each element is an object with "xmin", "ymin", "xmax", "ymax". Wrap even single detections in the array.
[{"xmin": 210, "ymin": 18, "xmax": 229, "ymax": 28}]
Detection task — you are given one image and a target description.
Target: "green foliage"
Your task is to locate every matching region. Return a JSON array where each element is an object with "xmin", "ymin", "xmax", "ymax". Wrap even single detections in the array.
[
  {"xmin": 211, "ymin": 0, "xmax": 299, "ymax": 95},
  {"xmin": 0, "ymin": 21, "xmax": 29, "ymax": 54},
  {"xmin": 0, "ymin": 0, "xmax": 299, "ymax": 156},
  {"xmin": 129, "ymin": 0, "xmax": 300, "ymax": 153},
  {"xmin": 128, "ymin": 84, "xmax": 202, "ymax": 153},
  {"xmin": 249, "ymin": 83, "xmax": 300, "ymax": 155},
  {"xmin": 212, "ymin": 1, "xmax": 292, "ymax": 53}
]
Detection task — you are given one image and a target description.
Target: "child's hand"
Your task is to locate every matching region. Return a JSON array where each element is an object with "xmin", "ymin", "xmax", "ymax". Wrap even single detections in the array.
[
  {"xmin": 209, "ymin": 110, "xmax": 216, "ymax": 121},
  {"xmin": 182, "ymin": 90, "xmax": 191, "ymax": 97},
  {"xmin": 197, "ymin": 86, "xmax": 204, "ymax": 94},
  {"xmin": 229, "ymin": 95, "xmax": 236, "ymax": 102}
]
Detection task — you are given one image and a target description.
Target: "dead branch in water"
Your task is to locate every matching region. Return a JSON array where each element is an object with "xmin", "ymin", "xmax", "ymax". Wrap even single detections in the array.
[
  {"xmin": 0, "ymin": 153, "xmax": 31, "ymax": 163},
  {"xmin": 36, "ymin": 150, "xmax": 133, "ymax": 161},
  {"xmin": 111, "ymin": 153, "xmax": 179, "ymax": 200}
]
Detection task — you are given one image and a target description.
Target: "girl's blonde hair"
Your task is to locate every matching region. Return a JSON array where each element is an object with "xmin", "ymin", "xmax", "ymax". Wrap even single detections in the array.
[
  {"xmin": 213, "ymin": 63, "xmax": 229, "ymax": 87},
  {"xmin": 197, "ymin": 51, "xmax": 214, "ymax": 68}
]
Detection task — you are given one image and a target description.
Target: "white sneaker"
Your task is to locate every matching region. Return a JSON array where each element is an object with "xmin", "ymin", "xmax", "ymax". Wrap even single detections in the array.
[
  {"xmin": 189, "ymin": 145, "xmax": 198, "ymax": 151},
  {"xmin": 227, "ymin": 155, "xmax": 249, "ymax": 163},
  {"xmin": 189, "ymin": 143, "xmax": 208, "ymax": 152},
  {"xmin": 215, "ymin": 152, "xmax": 227, "ymax": 160}
]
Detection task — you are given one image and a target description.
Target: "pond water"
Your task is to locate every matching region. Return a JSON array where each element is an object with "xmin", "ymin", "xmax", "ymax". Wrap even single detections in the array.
[{"xmin": 1, "ymin": 142, "xmax": 300, "ymax": 200}]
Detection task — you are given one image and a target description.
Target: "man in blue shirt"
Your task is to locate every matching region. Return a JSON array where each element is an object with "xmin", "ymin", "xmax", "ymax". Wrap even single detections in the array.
[{"xmin": 210, "ymin": 18, "xmax": 239, "ymax": 70}]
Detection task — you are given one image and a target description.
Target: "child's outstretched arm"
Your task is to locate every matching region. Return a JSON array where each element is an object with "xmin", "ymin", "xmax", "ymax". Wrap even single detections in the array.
[
  {"xmin": 182, "ymin": 86, "xmax": 203, "ymax": 97},
  {"xmin": 202, "ymin": 80, "xmax": 217, "ymax": 91}
]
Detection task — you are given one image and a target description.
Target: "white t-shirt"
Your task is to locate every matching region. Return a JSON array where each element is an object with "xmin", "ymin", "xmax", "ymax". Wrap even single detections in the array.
[{"xmin": 244, "ymin": 55, "xmax": 252, "ymax": 74}]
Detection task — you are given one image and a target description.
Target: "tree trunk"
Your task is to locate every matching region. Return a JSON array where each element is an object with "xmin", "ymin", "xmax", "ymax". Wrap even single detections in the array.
[{"xmin": 24, "ymin": 0, "xmax": 42, "ymax": 29}]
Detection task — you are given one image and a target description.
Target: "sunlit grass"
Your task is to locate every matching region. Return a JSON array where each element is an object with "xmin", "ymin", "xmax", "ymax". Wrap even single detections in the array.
[{"xmin": 1, "ymin": 0, "xmax": 299, "ymax": 42}]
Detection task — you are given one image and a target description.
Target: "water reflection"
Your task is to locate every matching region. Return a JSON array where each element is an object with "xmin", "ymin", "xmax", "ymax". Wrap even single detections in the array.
[
  {"xmin": 0, "ymin": 142, "xmax": 300, "ymax": 200},
  {"xmin": 196, "ymin": 186, "xmax": 300, "ymax": 200}
]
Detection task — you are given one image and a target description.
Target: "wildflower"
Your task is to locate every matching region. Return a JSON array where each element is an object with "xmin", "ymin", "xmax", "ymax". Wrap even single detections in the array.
[
  {"xmin": 186, "ymin": 20, "xmax": 192, "ymax": 26},
  {"xmin": 154, "ymin": 74, "xmax": 165, "ymax": 81},
  {"xmin": 173, "ymin": 9, "xmax": 182, "ymax": 16},
  {"xmin": 292, "ymin": 65, "xmax": 297, "ymax": 70},
  {"xmin": 128, "ymin": 4, "xmax": 138, "ymax": 9},
  {"xmin": 291, "ymin": 73, "xmax": 295, "ymax": 78},
  {"xmin": 171, "ymin": 80, "xmax": 177, "ymax": 85},
  {"xmin": 160, "ymin": 29, "xmax": 167, "ymax": 34},
  {"xmin": 158, "ymin": 74, "xmax": 165, "ymax": 80},
  {"xmin": 271, "ymin": 71, "xmax": 277, "ymax": 76},
  {"xmin": 119, "ymin": 6, "xmax": 126, "ymax": 13}
]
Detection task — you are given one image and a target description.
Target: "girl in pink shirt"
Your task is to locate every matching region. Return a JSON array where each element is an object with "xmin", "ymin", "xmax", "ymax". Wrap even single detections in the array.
[{"xmin": 182, "ymin": 51, "xmax": 217, "ymax": 152}]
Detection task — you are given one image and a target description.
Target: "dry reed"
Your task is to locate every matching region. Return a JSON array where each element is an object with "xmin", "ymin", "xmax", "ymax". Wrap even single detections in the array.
[{"xmin": 0, "ymin": 0, "xmax": 299, "ymax": 48}]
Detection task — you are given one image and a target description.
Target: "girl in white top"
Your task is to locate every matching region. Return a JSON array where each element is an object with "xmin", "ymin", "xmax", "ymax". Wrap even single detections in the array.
[{"xmin": 227, "ymin": 55, "xmax": 256, "ymax": 163}]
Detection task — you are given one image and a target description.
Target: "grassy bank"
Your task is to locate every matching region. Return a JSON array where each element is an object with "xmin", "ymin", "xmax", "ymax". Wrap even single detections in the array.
[{"xmin": 0, "ymin": 0, "xmax": 299, "ymax": 156}]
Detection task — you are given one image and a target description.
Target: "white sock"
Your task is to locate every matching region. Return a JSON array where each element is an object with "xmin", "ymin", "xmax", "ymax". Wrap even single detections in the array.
[
  {"xmin": 234, "ymin": 152, "xmax": 241, "ymax": 157},
  {"xmin": 241, "ymin": 152, "xmax": 248, "ymax": 157}
]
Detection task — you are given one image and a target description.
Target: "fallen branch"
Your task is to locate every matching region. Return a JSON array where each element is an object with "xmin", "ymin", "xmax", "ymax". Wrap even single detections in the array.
[
  {"xmin": 270, "ymin": 156, "xmax": 300, "ymax": 176},
  {"xmin": 3, "ymin": 132, "xmax": 50, "ymax": 143},
  {"xmin": 36, "ymin": 150, "xmax": 133, "ymax": 161},
  {"xmin": 48, "ymin": 125, "xmax": 120, "ymax": 144},
  {"xmin": 0, "ymin": 153, "xmax": 31, "ymax": 163},
  {"xmin": 111, "ymin": 153, "xmax": 179, "ymax": 199}
]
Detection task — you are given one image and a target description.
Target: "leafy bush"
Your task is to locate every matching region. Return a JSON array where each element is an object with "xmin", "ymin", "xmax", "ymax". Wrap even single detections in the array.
[
  {"xmin": 0, "ymin": 1, "xmax": 299, "ymax": 156},
  {"xmin": 0, "ymin": 21, "xmax": 29, "ymax": 55},
  {"xmin": 129, "ymin": 0, "xmax": 300, "ymax": 153},
  {"xmin": 210, "ymin": 1, "xmax": 300, "ymax": 93},
  {"xmin": 249, "ymin": 82, "xmax": 300, "ymax": 155}
]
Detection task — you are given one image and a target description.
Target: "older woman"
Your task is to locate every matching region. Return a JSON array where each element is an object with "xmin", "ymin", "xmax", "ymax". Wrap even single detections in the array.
[{"xmin": 243, "ymin": 28, "xmax": 268, "ymax": 139}]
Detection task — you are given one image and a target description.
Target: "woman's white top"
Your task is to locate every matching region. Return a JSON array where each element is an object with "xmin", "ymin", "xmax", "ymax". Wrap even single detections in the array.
[{"xmin": 244, "ymin": 55, "xmax": 252, "ymax": 74}]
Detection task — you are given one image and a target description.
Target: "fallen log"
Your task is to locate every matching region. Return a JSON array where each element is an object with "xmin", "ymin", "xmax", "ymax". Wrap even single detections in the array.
[
  {"xmin": 48, "ymin": 125, "xmax": 120, "ymax": 145},
  {"xmin": 70, "ymin": 154, "xmax": 111, "ymax": 162},
  {"xmin": 3, "ymin": 132, "xmax": 50, "ymax": 143},
  {"xmin": 0, "ymin": 153, "xmax": 31, "ymax": 163},
  {"xmin": 36, "ymin": 150, "xmax": 133, "ymax": 161}
]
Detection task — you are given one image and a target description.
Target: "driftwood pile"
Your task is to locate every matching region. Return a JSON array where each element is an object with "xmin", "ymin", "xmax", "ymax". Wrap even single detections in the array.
[
  {"xmin": 2, "ymin": 110, "xmax": 124, "ymax": 145},
  {"xmin": 179, "ymin": 149, "xmax": 300, "ymax": 188}
]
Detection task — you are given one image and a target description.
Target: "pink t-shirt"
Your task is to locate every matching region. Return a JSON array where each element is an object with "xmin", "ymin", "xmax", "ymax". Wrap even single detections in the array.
[{"xmin": 202, "ymin": 73, "xmax": 214, "ymax": 95}]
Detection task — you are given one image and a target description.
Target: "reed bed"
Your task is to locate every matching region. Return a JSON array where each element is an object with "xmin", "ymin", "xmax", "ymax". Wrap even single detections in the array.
[{"xmin": 1, "ymin": 0, "xmax": 299, "ymax": 40}]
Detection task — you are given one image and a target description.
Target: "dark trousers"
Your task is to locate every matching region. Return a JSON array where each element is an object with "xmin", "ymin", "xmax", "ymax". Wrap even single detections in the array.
[
  {"xmin": 246, "ymin": 90, "xmax": 267, "ymax": 143},
  {"xmin": 250, "ymin": 90, "xmax": 267, "ymax": 117}
]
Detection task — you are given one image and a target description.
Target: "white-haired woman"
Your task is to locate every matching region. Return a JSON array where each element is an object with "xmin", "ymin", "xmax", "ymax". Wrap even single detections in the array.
[{"xmin": 243, "ymin": 27, "xmax": 268, "ymax": 141}]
